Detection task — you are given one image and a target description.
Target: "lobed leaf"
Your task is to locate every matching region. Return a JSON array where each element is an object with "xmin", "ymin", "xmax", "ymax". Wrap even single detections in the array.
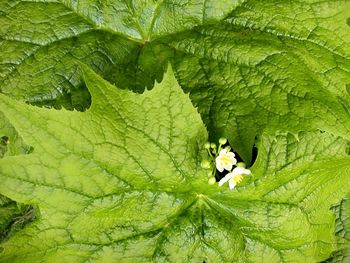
[{"xmin": 0, "ymin": 66, "xmax": 349, "ymax": 262}]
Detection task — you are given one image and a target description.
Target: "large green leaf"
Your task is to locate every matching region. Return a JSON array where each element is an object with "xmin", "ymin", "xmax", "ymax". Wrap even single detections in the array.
[
  {"xmin": 0, "ymin": 65, "xmax": 349, "ymax": 262},
  {"xmin": 1, "ymin": 0, "xmax": 350, "ymax": 163},
  {"xmin": 0, "ymin": 0, "xmax": 241, "ymax": 103},
  {"xmin": 165, "ymin": 0, "xmax": 350, "ymax": 161}
]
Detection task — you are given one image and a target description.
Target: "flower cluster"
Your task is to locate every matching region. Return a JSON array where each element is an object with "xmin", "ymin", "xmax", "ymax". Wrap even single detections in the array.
[{"xmin": 201, "ymin": 138, "xmax": 251, "ymax": 190}]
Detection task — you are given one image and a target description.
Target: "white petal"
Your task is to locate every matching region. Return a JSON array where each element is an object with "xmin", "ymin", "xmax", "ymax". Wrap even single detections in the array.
[
  {"xmin": 227, "ymin": 151, "xmax": 235, "ymax": 156},
  {"xmin": 215, "ymin": 158, "xmax": 224, "ymax": 172},
  {"xmin": 228, "ymin": 179, "xmax": 237, "ymax": 190},
  {"xmin": 231, "ymin": 167, "xmax": 241, "ymax": 175},
  {"xmin": 243, "ymin": 169, "xmax": 251, "ymax": 175},
  {"xmin": 235, "ymin": 167, "xmax": 251, "ymax": 175},
  {"xmin": 218, "ymin": 173, "xmax": 233, "ymax": 186},
  {"xmin": 232, "ymin": 167, "xmax": 248, "ymax": 175},
  {"xmin": 218, "ymin": 149, "xmax": 228, "ymax": 156},
  {"xmin": 232, "ymin": 157, "xmax": 237, "ymax": 165},
  {"xmin": 221, "ymin": 161, "xmax": 231, "ymax": 170},
  {"xmin": 226, "ymin": 151, "xmax": 236, "ymax": 159},
  {"xmin": 228, "ymin": 156, "xmax": 237, "ymax": 165}
]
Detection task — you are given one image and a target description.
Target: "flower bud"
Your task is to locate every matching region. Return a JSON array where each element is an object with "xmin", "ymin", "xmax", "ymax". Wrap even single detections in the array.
[
  {"xmin": 236, "ymin": 162, "xmax": 246, "ymax": 168},
  {"xmin": 208, "ymin": 177, "xmax": 216, "ymax": 185},
  {"xmin": 204, "ymin": 142, "xmax": 211, "ymax": 149},
  {"xmin": 210, "ymin": 143, "xmax": 216, "ymax": 149},
  {"xmin": 201, "ymin": 160, "xmax": 211, "ymax": 169},
  {"xmin": 219, "ymin": 137, "xmax": 227, "ymax": 145}
]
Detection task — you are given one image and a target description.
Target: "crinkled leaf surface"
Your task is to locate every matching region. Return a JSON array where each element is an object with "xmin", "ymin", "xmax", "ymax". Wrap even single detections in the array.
[
  {"xmin": 0, "ymin": 112, "xmax": 30, "ymax": 158},
  {"xmin": 324, "ymin": 196, "xmax": 350, "ymax": 263},
  {"xmin": 1, "ymin": 0, "xmax": 350, "ymax": 163},
  {"xmin": 0, "ymin": 66, "xmax": 350, "ymax": 262},
  {"xmin": 0, "ymin": 0, "xmax": 241, "ymax": 102},
  {"xmin": 0, "ymin": 196, "xmax": 22, "ymax": 239},
  {"xmin": 0, "ymin": 113, "xmax": 35, "ymax": 243},
  {"xmin": 0, "ymin": 196, "xmax": 35, "ymax": 243},
  {"xmin": 162, "ymin": 1, "xmax": 350, "ymax": 161}
]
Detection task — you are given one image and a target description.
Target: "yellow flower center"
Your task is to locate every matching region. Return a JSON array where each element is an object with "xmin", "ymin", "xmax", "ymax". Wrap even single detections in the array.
[
  {"xmin": 232, "ymin": 174, "xmax": 244, "ymax": 183},
  {"xmin": 220, "ymin": 155, "xmax": 232, "ymax": 165}
]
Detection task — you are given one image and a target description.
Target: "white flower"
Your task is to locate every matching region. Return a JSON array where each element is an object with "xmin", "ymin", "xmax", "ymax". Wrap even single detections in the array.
[
  {"xmin": 215, "ymin": 149, "xmax": 237, "ymax": 172},
  {"xmin": 218, "ymin": 167, "xmax": 251, "ymax": 190}
]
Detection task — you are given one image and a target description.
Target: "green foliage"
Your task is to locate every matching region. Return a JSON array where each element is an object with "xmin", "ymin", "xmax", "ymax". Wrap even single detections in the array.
[
  {"xmin": 1, "ymin": 0, "xmax": 350, "ymax": 262},
  {"xmin": 1, "ymin": 1, "xmax": 350, "ymax": 161},
  {"xmin": 324, "ymin": 196, "xmax": 350, "ymax": 263},
  {"xmin": 0, "ymin": 66, "xmax": 348, "ymax": 262},
  {"xmin": 0, "ymin": 196, "xmax": 35, "ymax": 244}
]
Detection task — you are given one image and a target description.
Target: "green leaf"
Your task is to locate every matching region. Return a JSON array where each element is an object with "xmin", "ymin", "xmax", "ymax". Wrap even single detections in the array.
[
  {"xmin": 0, "ymin": 196, "xmax": 35, "ymax": 243},
  {"xmin": 325, "ymin": 249, "xmax": 350, "ymax": 263},
  {"xmin": 166, "ymin": 0, "xmax": 350, "ymax": 161},
  {"xmin": 3, "ymin": 1, "xmax": 350, "ymax": 163},
  {"xmin": 0, "ymin": 65, "xmax": 349, "ymax": 262},
  {"xmin": 324, "ymin": 196, "xmax": 350, "ymax": 262},
  {"xmin": 0, "ymin": 101, "xmax": 34, "ymax": 244},
  {"xmin": 0, "ymin": 112, "xmax": 31, "ymax": 158},
  {"xmin": 0, "ymin": 196, "xmax": 19, "ymax": 237},
  {"xmin": 165, "ymin": 12, "xmax": 350, "ymax": 160},
  {"xmin": 0, "ymin": 0, "xmax": 141, "ymax": 104},
  {"xmin": 0, "ymin": 0, "xmax": 242, "ymax": 105}
]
